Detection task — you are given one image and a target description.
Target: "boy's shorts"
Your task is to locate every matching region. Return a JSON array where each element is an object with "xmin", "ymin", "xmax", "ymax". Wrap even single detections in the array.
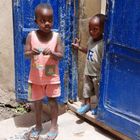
[
  {"xmin": 83, "ymin": 75, "xmax": 100, "ymax": 98},
  {"xmin": 28, "ymin": 83, "xmax": 60, "ymax": 101}
]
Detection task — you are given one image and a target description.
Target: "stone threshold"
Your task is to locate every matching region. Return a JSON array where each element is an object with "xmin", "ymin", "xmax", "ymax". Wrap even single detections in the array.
[{"xmin": 67, "ymin": 101, "xmax": 131, "ymax": 140}]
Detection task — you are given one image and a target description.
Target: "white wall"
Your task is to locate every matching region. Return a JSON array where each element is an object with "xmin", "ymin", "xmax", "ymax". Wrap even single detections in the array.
[
  {"xmin": 0, "ymin": 0, "xmax": 15, "ymax": 92},
  {"xmin": 101, "ymin": 0, "xmax": 106, "ymax": 14}
]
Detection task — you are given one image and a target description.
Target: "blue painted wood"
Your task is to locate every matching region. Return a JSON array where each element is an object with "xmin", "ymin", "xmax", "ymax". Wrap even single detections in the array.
[
  {"xmin": 12, "ymin": 0, "xmax": 78, "ymax": 103},
  {"xmin": 98, "ymin": 0, "xmax": 140, "ymax": 139}
]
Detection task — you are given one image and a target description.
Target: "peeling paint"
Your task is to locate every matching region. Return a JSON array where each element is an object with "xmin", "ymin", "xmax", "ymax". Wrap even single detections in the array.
[{"xmin": 13, "ymin": 0, "xmax": 20, "ymax": 7}]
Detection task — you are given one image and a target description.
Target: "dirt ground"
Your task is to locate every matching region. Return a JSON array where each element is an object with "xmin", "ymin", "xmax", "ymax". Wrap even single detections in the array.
[{"xmin": 0, "ymin": 88, "xmax": 30, "ymax": 121}]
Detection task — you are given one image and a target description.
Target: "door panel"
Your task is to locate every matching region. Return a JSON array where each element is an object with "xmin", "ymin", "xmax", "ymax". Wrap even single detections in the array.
[
  {"xmin": 98, "ymin": 0, "xmax": 140, "ymax": 139},
  {"xmin": 107, "ymin": 0, "xmax": 140, "ymax": 50},
  {"xmin": 13, "ymin": 0, "xmax": 78, "ymax": 103}
]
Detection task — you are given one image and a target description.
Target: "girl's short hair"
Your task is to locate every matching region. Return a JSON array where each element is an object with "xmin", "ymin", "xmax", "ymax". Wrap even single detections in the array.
[{"xmin": 35, "ymin": 3, "xmax": 53, "ymax": 19}]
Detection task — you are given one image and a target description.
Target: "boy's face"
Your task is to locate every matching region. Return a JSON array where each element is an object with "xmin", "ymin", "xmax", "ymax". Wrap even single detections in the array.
[
  {"xmin": 35, "ymin": 8, "xmax": 53, "ymax": 33},
  {"xmin": 89, "ymin": 17, "xmax": 103, "ymax": 41}
]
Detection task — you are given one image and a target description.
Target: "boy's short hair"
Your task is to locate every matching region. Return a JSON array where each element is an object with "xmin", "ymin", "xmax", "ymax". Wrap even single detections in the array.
[
  {"xmin": 91, "ymin": 14, "xmax": 106, "ymax": 29},
  {"xmin": 35, "ymin": 3, "xmax": 53, "ymax": 19}
]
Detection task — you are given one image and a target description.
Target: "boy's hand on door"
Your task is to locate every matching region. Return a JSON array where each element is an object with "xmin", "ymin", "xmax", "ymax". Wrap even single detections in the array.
[{"xmin": 72, "ymin": 38, "xmax": 80, "ymax": 50}]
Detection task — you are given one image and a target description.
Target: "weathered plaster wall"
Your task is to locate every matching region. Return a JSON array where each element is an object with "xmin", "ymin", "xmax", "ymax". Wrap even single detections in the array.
[
  {"xmin": 0, "ymin": 0, "xmax": 15, "ymax": 92},
  {"xmin": 101, "ymin": 0, "xmax": 106, "ymax": 14}
]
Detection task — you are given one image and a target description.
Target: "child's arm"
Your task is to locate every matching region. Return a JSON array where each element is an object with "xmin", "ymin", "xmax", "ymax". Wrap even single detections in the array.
[
  {"xmin": 24, "ymin": 33, "xmax": 40, "ymax": 58},
  {"xmin": 42, "ymin": 35, "xmax": 64, "ymax": 60},
  {"xmin": 72, "ymin": 38, "xmax": 87, "ymax": 54}
]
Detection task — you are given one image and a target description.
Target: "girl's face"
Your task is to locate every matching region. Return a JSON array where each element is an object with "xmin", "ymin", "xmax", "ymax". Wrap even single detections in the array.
[{"xmin": 35, "ymin": 8, "xmax": 53, "ymax": 33}]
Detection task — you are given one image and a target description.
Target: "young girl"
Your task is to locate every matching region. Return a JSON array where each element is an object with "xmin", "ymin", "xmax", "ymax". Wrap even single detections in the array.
[{"xmin": 25, "ymin": 3, "xmax": 63, "ymax": 140}]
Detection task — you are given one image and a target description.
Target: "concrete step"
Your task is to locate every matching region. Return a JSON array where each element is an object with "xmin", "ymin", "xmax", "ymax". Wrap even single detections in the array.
[
  {"xmin": 68, "ymin": 101, "xmax": 131, "ymax": 140},
  {"xmin": 0, "ymin": 110, "xmax": 118, "ymax": 140}
]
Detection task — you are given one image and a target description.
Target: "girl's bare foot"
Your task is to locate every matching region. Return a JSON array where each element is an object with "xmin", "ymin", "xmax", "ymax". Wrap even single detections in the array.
[{"xmin": 46, "ymin": 125, "xmax": 58, "ymax": 140}]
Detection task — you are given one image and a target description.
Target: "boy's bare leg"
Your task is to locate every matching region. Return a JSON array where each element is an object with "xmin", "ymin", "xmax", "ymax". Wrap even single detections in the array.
[
  {"xmin": 85, "ymin": 97, "xmax": 90, "ymax": 105},
  {"xmin": 93, "ymin": 77, "xmax": 99, "ymax": 107},
  {"xmin": 34, "ymin": 100, "xmax": 43, "ymax": 130}
]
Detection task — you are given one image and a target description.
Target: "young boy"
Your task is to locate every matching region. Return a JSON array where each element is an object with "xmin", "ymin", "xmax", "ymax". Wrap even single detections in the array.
[
  {"xmin": 72, "ymin": 14, "xmax": 105, "ymax": 115},
  {"xmin": 25, "ymin": 4, "xmax": 63, "ymax": 140}
]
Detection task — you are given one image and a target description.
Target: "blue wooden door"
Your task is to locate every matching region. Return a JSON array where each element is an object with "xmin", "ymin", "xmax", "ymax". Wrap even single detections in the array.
[
  {"xmin": 12, "ymin": 0, "xmax": 78, "ymax": 103},
  {"xmin": 98, "ymin": 0, "xmax": 140, "ymax": 139}
]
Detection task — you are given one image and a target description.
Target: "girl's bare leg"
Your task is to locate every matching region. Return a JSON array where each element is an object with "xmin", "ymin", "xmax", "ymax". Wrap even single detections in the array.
[
  {"xmin": 47, "ymin": 98, "xmax": 58, "ymax": 139},
  {"xmin": 34, "ymin": 100, "xmax": 43, "ymax": 130}
]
